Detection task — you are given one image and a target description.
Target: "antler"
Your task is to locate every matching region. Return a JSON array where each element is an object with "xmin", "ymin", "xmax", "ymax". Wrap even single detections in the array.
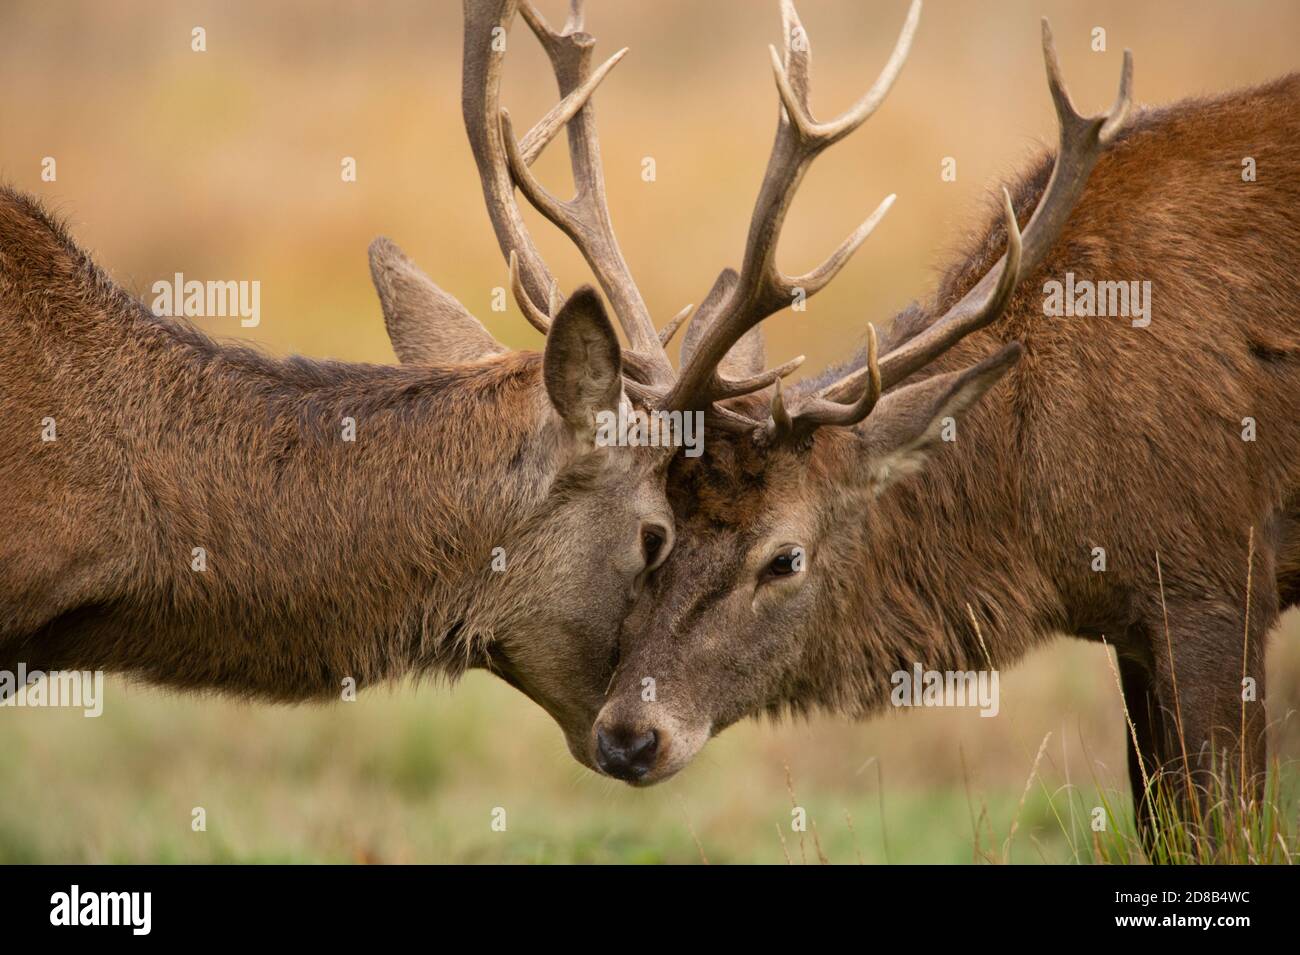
[
  {"xmin": 767, "ymin": 322, "xmax": 884, "ymax": 442},
  {"xmin": 459, "ymin": 1, "xmax": 1132, "ymax": 440},
  {"xmin": 661, "ymin": 0, "xmax": 921, "ymax": 421},
  {"xmin": 812, "ymin": 18, "xmax": 1133, "ymax": 413},
  {"xmin": 463, "ymin": 0, "xmax": 558, "ymax": 324},
  {"xmin": 461, "ymin": 0, "xmax": 676, "ymax": 390}
]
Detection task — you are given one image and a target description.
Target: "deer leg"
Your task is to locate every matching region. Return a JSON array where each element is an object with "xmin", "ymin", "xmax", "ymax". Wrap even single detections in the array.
[
  {"xmin": 1145, "ymin": 595, "xmax": 1271, "ymax": 828},
  {"xmin": 1117, "ymin": 654, "xmax": 1172, "ymax": 845}
]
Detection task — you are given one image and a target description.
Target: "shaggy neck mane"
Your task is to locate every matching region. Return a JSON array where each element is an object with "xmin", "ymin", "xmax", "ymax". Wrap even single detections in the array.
[{"xmin": 790, "ymin": 144, "xmax": 1072, "ymax": 717}]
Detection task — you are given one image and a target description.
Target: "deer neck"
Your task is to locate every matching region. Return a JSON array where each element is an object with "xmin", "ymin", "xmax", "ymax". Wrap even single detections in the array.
[
  {"xmin": 77, "ymin": 313, "xmax": 564, "ymax": 699},
  {"xmin": 821, "ymin": 357, "xmax": 1059, "ymax": 715}
]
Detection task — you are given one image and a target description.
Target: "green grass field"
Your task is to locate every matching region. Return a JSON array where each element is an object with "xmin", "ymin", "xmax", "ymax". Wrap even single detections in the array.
[{"xmin": 3, "ymin": 636, "xmax": 1296, "ymax": 864}]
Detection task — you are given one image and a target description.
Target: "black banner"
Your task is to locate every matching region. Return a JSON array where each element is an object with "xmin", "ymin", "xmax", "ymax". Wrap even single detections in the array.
[{"xmin": 0, "ymin": 863, "xmax": 1278, "ymax": 940}]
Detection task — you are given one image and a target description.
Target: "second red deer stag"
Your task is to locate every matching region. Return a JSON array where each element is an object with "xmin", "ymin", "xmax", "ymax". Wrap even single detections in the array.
[{"xmin": 589, "ymin": 0, "xmax": 1298, "ymax": 834}]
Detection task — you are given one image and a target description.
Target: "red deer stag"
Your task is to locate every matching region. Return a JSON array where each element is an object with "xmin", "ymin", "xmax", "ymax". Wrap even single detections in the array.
[
  {"xmin": 0, "ymin": 0, "xmax": 725, "ymax": 760},
  {"xmin": 590, "ymin": 0, "xmax": 1298, "ymax": 833}
]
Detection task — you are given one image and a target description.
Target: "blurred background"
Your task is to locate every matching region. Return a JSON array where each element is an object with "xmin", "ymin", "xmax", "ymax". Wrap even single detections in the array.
[{"xmin": 1, "ymin": 0, "xmax": 1297, "ymax": 862}]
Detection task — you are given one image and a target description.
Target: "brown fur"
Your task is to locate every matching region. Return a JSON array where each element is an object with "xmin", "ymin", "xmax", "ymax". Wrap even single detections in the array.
[
  {"xmin": 603, "ymin": 75, "xmax": 1300, "ymax": 817},
  {"xmin": 0, "ymin": 186, "xmax": 670, "ymax": 762}
]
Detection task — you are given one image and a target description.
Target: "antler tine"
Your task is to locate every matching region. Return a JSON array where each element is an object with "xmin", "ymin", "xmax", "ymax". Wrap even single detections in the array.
[
  {"xmin": 462, "ymin": 0, "xmax": 556, "ymax": 314},
  {"xmin": 517, "ymin": 46, "xmax": 628, "ymax": 166},
  {"xmin": 663, "ymin": 0, "xmax": 920, "ymax": 414},
  {"xmin": 864, "ymin": 188, "xmax": 1022, "ymax": 390},
  {"xmin": 771, "ymin": 0, "xmax": 921, "ymax": 148},
  {"xmin": 770, "ymin": 378, "xmax": 795, "ymax": 432},
  {"xmin": 561, "ymin": 0, "xmax": 584, "ymax": 34},
  {"xmin": 819, "ymin": 20, "xmax": 1133, "ymax": 405},
  {"xmin": 500, "ymin": 1, "xmax": 674, "ymax": 384},
  {"xmin": 508, "ymin": 250, "xmax": 552, "ymax": 335},
  {"xmin": 659, "ymin": 304, "xmax": 694, "ymax": 347},
  {"xmin": 714, "ymin": 354, "xmax": 807, "ymax": 401},
  {"xmin": 785, "ymin": 193, "xmax": 895, "ymax": 297},
  {"xmin": 708, "ymin": 404, "xmax": 771, "ymax": 434},
  {"xmin": 767, "ymin": 324, "xmax": 881, "ymax": 442}
]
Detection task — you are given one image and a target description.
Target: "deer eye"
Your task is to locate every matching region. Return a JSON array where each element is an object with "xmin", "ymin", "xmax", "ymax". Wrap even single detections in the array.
[
  {"xmin": 641, "ymin": 526, "xmax": 667, "ymax": 568},
  {"xmin": 763, "ymin": 545, "xmax": 806, "ymax": 581}
]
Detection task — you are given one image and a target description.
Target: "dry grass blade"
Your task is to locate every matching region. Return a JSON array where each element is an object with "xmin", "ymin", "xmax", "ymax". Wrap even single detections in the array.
[{"xmin": 1003, "ymin": 731, "xmax": 1052, "ymax": 861}]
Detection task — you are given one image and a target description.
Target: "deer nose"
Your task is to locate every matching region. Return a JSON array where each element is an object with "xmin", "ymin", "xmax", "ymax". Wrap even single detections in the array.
[{"xmin": 594, "ymin": 723, "xmax": 659, "ymax": 781}]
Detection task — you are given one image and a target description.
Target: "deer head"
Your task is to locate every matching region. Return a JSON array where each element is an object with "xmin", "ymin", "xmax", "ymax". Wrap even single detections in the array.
[
  {"xmin": 357, "ymin": 0, "xmax": 789, "ymax": 759},
  {"xmin": 584, "ymin": 1, "xmax": 1133, "ymax": 784}
]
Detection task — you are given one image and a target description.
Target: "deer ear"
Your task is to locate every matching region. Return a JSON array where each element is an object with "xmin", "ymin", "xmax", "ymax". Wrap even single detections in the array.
[
  {"xmin": 543, "ymin": 286, "xmax": 623, "ymax": 434},
  {"xmin": 720, "ymin": 326, "xmax": 766, "ymax": 378},
  {"xmin": 369, "ymin": 237, "xmax": 505, "ymax": 365},
  {"xmin": 855, "ymin": 343, "xmax": 1022, "ymax": 491}
]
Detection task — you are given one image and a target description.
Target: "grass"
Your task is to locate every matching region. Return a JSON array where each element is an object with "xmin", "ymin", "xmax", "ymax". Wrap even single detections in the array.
[
  {"xmin": 2, "ymin": 634, "xmax": 1297, "ymax": 864},
  {"xmin": 965, "ymin": 739, "xmax": 1299, "ymax": 865}
]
